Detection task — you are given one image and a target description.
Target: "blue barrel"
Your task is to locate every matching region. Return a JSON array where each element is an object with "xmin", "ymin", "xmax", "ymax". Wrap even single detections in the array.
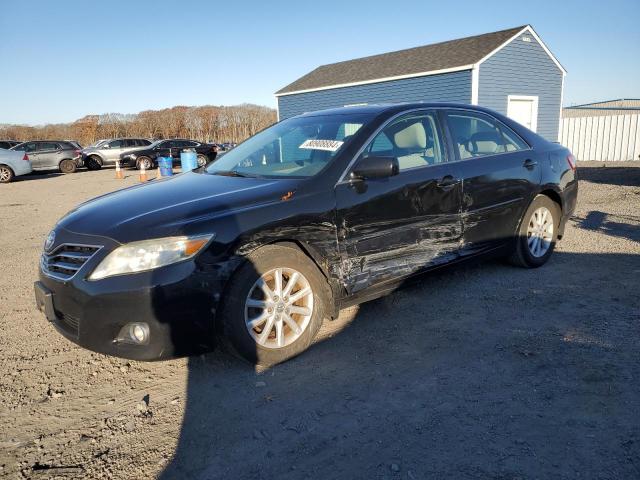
[
  {"xmin": 180, "ymin": 149, "xmax": 198, "ymax": 172},
  {"xmin": 157, "ymin": 156, "xmax": 173, "ymax": 176},
  {"xmin": 180, "ymin": 149, "xmax": 198, "ymax": 171}
]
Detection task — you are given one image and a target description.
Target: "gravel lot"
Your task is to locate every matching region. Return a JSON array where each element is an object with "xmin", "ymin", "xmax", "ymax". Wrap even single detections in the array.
[{"xmin": 1, "ymin": 163, "xmax": 639, "ymax": 479}]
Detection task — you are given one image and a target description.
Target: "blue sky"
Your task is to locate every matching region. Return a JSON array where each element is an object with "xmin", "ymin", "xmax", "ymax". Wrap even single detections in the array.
[{"xmin": 1, "ymin": 0, "xmax": 638, "ymax": 125}]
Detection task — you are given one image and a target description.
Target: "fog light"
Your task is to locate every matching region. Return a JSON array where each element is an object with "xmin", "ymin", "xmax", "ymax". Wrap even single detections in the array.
[
  {"xmin": 115, "ymin": 322, "xmax": 150, "ymax": 345},
  {"xmin": 131, "ymin": 324, "xmax": 147, "ymax": 343}
]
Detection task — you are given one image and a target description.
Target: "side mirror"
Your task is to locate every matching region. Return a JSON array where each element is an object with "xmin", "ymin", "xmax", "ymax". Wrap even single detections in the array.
[{"xmin": 350, "ymin": 155, "xmax": 399, "ymax": 181}]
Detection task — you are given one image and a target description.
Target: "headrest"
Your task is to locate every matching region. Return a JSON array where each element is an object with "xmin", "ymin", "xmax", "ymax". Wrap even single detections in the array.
[{"xmin": 394, "ymin": 122, "xmax": 426, "ymax": 149}]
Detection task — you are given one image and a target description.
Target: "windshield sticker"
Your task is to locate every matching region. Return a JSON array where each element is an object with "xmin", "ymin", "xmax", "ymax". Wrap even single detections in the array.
[{"xmin": 299, "ymin": 139, "xmax": 344, "ymax": 152}]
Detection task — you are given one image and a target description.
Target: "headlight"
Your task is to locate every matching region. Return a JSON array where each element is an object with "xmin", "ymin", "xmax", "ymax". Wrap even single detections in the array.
[{"xmin": 88, "ymin": 234, "xmax": 213, "ymax": 280}]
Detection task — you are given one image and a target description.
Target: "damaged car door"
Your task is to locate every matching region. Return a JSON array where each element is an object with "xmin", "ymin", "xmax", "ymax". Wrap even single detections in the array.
[{"xmin": 335, "ymin": 110, "xmax": 463, "ymax": 294}]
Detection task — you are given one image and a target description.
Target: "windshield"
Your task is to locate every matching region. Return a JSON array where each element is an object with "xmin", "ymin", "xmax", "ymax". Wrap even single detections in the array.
[{"xmin": 205, "ymin": 113, "xmax": 375, "ymax": 178}]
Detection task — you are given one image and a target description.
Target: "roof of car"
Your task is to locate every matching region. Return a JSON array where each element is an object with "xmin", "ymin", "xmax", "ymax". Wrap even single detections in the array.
[
  {"xmin": 297, "ymin": 102, "xmax": 497, "ymax": 117},
  {"xmin": 276, "ymin": 25, "xmax": 526, "ymax": 95}
]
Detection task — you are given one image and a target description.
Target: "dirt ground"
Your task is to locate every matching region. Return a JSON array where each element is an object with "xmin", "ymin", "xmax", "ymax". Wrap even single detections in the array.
[{"xmin": 1, "ymin": 163, "xmax": 639, "ymax": 480}]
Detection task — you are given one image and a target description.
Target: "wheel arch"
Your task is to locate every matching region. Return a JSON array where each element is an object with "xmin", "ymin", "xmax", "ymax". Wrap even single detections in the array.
[
  {"xmin": 539, "ymin": 188, "xmax": 562, "ymax": 211},
  {"xmin": 213, "ymin": 238, "xmax": 340, "ymax": 336}
]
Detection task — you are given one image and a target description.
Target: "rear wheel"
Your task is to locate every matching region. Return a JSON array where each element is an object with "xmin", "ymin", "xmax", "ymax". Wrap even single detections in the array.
[
  {"xmin": 197, "ymin": 154, "xmax": 208, "ymax": 167},
  {"xmin": 222, "ymin": 244, "xmax": 327, "ymax": 366},
  {"xmin": 59, "ymin": 159, "xmax": 77, "ymax": 174},
  {"xmin": 85, "ymin": 156, "xmax": 102, "ymax": 170},
  {"xmin": 0, "ymin": 165, "xmax": 15, "ymax": 183},
  {"xmin": 509, "ymin": 195, "xmax": 560, "ymax": 268},
  {"xmin": 136, "ymin": 156, "xmax": 153, "ymax": 170}
]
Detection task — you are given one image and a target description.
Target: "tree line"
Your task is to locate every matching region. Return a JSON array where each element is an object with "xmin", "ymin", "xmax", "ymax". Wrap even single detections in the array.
[{"xmin": 0, "ymin": 104, "xmax": 277, "ymax": 146}]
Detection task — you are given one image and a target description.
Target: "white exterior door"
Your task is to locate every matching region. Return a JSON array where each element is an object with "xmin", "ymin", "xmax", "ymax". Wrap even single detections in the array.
[{"xmin": 507, "ymin": 95, "xmax": 539, "ymax": 132}]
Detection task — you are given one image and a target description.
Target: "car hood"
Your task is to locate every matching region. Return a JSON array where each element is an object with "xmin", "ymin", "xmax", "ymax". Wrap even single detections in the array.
[{"xmin": 57, "ymin": 171, "xmax": 290, "ymax": 243}]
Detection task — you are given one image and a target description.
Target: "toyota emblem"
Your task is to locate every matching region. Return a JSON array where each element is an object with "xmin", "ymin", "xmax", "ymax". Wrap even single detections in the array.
[{"xmin": 44, "ymin": 230, "xmax": 56, "ymax": 252}]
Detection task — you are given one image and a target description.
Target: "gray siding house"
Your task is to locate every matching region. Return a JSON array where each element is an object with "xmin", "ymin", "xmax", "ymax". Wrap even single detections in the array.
[{"xmin": 276, "ymin": 25, "xmax": 566, "ymax": 141}]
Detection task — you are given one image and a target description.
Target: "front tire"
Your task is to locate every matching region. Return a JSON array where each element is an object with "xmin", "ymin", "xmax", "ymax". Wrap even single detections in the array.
[
  {"xmin": 59, "ymin": 159, "xmax": 77, "ymax": 174},
  {"xmin": 222, "ymin": 244, "xmax": 327, "ymax": 366},
  {"xmin": 0, "ymin": 165, "xmax": 15, "ymax": 183},
  {"xmin": 85, "ymin": 156, "xmax": 102, "ymax": 170},
  {"xmin": 509, "ymin": 195, "xmax": 560, "ymax": 268},
  {"xmin": 197, "ymin": 154, "xmax": 208, "ymax": 167}
]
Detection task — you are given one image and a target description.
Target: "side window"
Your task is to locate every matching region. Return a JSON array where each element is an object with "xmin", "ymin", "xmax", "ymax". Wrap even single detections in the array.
[
  {"xmin": 360, "ymin": 111, "xmax": 446, "ymax": 171},
  {"xmin": 138, "ymin": 139, "xmax": 151, "ymax": 146},
  {"xmin": 122, "ymin": 139, "xmax": 136, "ymax": 148},
  {"xmin": 108, "ymin": 140, "xmax": 123, "ymax": 149},
  {"xmin": 38, "ymin": 142, "xmax": 59, "ymax": 151},
  {"xmin": 446, "ymin": 111, "xmax": 529, "ymax": 159},
  {"xmin": 22, "ymin": 142, "xmax": 37, "ymax": 152},
  {"xmin": 501, "ymin": 125, "xmax": 529, "ymax": 151}
]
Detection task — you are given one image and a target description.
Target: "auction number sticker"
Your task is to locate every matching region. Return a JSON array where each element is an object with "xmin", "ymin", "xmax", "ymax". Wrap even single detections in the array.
[{"xmin": 299, "ymin": 139, "xmax": 344, "ymax": 152}]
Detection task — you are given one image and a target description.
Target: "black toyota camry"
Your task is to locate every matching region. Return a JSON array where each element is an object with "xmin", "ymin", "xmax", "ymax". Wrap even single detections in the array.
[{"xmin": 35, "ymin": 104, "xmax": 578, "ymax": 365}]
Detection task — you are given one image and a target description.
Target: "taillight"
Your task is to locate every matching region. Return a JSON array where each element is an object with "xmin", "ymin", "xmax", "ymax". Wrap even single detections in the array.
[
  {"xmin": 22, "ymin": 153, "xmax": 29, "ymax": 161},
  {"xmin": 566, "ymin": 153, "xmax": 576, "ymax": 172}
]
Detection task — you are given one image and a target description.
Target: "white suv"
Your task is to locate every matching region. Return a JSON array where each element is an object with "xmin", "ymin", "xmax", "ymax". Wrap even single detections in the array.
[{"xmin": 0, "ymin": 149, "xmax": 32, "ymax": 183}]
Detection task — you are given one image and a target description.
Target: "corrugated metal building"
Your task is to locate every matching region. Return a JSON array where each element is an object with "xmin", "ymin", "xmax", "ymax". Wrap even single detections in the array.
[
  {"xmin": 276, "ymin": 25, "xmax": 566, "ymax": 141},
  {"xmin": 560, "ymin": 99, "xmax": 640, "ymax": 161}
]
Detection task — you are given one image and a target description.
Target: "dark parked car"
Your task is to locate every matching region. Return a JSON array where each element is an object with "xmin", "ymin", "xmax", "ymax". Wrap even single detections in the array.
[
  {"xmin": 120, "ymin": 139, "xmax": 218, "ymax": 169},
  {"xmin": 35, "ymin": 104, "xmax": 577, "ymax": 365},
  {"xmin": 0, "ymin": 140, "xmax": 21, "ymax": 150},
  {"xmin": 11, "ymin": 140, "xmax": 81, "ymax": 173}
]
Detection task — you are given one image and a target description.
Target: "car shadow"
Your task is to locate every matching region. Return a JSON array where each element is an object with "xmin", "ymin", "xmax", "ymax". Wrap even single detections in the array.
[
  {"xmin": 573, "ymin": 210, "xmax": 640, "ymax": 243},
  {"xmin": 158, "ymin": 249, "xmax": 640, "ymax": 479}
]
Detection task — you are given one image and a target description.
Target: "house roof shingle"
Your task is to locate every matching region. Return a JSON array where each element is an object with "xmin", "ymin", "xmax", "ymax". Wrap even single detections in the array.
[{"xmin": 276, "ymin": 25, "xmax": 527, "ymax": 95}]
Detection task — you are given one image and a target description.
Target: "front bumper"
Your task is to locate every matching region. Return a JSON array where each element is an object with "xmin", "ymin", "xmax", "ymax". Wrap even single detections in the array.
[{"xmin": 34, "ymin": 229, "xmax": 218, "ymax": 360}]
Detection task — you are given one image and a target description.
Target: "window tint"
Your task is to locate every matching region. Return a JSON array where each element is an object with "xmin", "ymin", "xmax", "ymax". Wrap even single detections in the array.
[
  {"xmin": 38, "ymin": 142, "xmax": 59, "ymax": 151},
  {"xmin": 360, "ymin": 111, "xmax": 445, "ymax": 171},
  {"xmin": 446, "ymin": 111, "xmax": 528, "ymax": 159},
  {"xmin": 184, "ymin": 141, "xmax": 199, "ymax": 147},
  {"xmin": 108, "ymin": 140, "xmax": 123, "ymax": 149},
  {"xmin": 137, "ymin": 139, "xmax": 151, "ymax": 146}
]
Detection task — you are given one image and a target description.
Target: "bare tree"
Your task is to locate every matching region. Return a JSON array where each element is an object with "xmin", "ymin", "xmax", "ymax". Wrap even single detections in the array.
[{"xmin": 0, "ymin": 104, "xmax": 277, "ymax": 146}]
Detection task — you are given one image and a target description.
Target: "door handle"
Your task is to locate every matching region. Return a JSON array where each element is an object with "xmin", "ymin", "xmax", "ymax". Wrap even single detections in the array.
[
  {"xmin": 523, "ymin": 159, "xmax": 537, "ymax": 170},
  {"xmin": 437, "ymin": 175, "xmax": 460, "ymax": 188}
]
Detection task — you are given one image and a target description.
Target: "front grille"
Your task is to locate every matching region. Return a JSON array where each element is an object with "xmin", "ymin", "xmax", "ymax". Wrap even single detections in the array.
[{"xmin": 41, "ymin": 244, "xmax": 101, "ymax": 281}]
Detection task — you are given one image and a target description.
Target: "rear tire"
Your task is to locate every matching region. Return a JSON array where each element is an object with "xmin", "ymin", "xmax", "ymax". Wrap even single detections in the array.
[
  {"xmin": 85, "ymin": 156, "xmax": 102, "ymax": 170},
  {"xmin": 136, "ymin": 156, "xmax": 153, "ymax": 170},
  {"xmin": 197, "ymin": 154, "xmax": 208, "ymax": 167},
  {"xmin": 509, "ymin": 195, "xmax": 560, "ymax": 268},
  {"xmin": 221, "ymin": 244, "xmax": 327, "ymax": 366},
  {"xmin": 0, "ymin": 165, "xmax": 15, "ymax": 183},
  {"xmin": 59, "ymin": 159, "xmax": 77, "ymax": 174}
]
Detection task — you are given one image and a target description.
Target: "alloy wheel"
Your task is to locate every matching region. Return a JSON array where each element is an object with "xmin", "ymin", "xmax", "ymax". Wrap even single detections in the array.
[
  {"xmin": 244, "ymin": 267, "xmax": 314, "ymax": 349},
  {"xmin": 527, "ymin": 206, "xmax": 553, "ymax": 257},
  {"xmin": 0, "ymin": 166, "xmax": 11, "ymax": 182}
]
